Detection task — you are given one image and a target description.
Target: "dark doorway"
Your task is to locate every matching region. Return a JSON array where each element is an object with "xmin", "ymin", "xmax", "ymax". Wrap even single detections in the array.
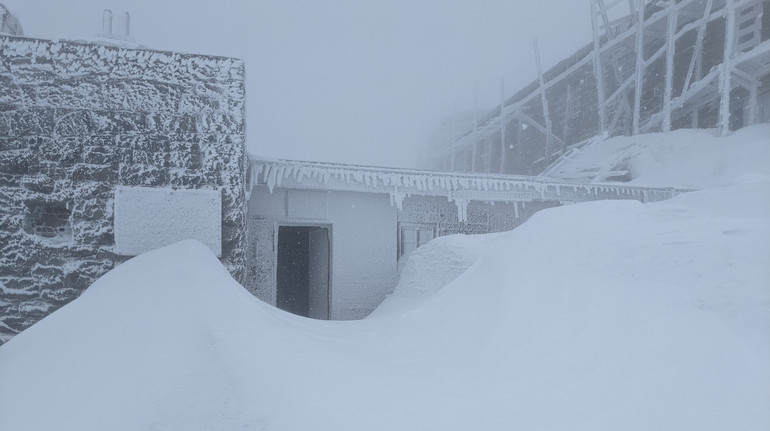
[{"xmin": 276, "ymin": 226, "xmax": 330, "ymax": 319}]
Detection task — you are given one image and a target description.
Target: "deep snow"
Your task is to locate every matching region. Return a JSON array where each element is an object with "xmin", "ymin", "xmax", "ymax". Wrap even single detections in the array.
[{"xmin": 0, "ymin": 126, "xmax": 768, "ymax": 430}]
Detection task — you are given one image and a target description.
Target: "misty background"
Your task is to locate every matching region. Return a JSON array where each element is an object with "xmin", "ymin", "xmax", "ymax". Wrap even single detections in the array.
[{"xmin": 3, "ymin": 0, "xmax": 612, "ymax": 167}]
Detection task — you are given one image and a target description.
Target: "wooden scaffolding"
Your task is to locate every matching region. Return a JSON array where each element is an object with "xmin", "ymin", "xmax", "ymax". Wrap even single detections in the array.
[{"xmin": 436, "ymin": 0, "xmax": 769, "ymax": 176}]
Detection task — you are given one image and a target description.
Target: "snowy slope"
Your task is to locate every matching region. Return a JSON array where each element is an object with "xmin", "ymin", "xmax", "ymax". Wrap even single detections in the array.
[
  {"xmin": 545, "ymin": 124, "xmax": 770, "ymax": 187},
  {"xmin": 369, "ymin": 232, "xmax": 502, "ymax": 317},
  {"xmin": 0, "ymin": 128, "xmax": 769, "ymax": 430}
]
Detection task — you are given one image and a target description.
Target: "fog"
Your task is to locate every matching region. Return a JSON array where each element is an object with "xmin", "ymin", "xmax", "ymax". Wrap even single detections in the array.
[{"xmin": 5, "ymin": 0, "xmax": 600, "ymax": 167}]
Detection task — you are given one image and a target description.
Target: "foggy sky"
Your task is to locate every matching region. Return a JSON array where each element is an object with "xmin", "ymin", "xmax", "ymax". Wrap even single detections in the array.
[{"xmin": 4, "ymin": 0, "xmax": 598, "ymax": 168}]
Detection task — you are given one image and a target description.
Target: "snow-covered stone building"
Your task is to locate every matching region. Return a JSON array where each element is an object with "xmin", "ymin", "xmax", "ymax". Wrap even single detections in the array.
[
  {"xmin": 0, "ymin": 21, "xmax": 693, "ymax": 343},
  {"xmin": 0, "ymin": 34, "xmax": 247, "ymax": 343}
]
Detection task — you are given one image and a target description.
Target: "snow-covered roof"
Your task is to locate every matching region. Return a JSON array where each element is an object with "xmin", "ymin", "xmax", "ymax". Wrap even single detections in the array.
[{"xmin": 248, "ymin": 158, "xmax": 689, "ymax": 214}]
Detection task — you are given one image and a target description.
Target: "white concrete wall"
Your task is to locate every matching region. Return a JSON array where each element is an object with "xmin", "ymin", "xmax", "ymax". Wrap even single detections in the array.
[
  {"xmin": 325, "ymin": 191, "xmax": 399, "ymax": 319},
  {"xmin": 248, "ymin": 185, "xmax": 399, "ymax": 319}
]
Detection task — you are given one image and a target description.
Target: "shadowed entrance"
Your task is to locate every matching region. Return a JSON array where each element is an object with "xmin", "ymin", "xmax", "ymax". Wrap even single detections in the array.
[{"xmin": 276, "ymin": 226, "xmax": 330, "ymax": 319}]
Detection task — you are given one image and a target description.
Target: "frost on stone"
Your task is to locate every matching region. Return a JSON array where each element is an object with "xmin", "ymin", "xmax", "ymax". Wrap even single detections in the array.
[{"xmin": 0, "ymin": 35, "xmax": 247, "ymax": 344}]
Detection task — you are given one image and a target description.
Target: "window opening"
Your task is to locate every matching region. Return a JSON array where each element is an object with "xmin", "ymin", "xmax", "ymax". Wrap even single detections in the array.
[
  {"xmin": 398, "ymin": 222, "xmax": 436, "ymax": 265},
  {"xmin": 26, "ymin": 202, "xmax": 72, "ymax": 243}
]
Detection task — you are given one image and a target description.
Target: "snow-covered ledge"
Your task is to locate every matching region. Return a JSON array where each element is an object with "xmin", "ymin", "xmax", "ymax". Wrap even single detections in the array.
[{"xmin": 247, "ymin": 158, "xmax": 691, "ymax": 222}]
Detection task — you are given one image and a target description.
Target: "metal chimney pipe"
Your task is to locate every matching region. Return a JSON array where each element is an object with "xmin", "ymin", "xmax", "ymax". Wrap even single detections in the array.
[
  {"xmin": 118, "ymin": 11, "xmax": 130, "ymax": 36},
  {"xmin": 102, "ymin": 9, "xmax": 113, "ymax": 34}
]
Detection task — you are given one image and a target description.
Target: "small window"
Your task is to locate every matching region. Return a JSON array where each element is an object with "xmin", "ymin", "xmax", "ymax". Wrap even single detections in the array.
[
  {"xmin": 26, "ymin": 202, "xmax": 72, "ymax": 242},
  {"xmin": 398, "ymin": 222, "xmax": 436, "ymax": 264}
]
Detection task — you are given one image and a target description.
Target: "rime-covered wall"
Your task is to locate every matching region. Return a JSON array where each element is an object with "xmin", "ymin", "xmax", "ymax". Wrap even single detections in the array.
[{"xmin": 0, "ymin": 35, "xmax": 247, "ymax": 344}]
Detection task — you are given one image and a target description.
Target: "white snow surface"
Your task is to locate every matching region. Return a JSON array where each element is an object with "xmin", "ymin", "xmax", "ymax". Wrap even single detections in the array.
[
  {"xmin": 1, "ymin": 127, "xmax": 769, "ymax": 430},
  {"xmin": 546, "ymin": 124, "xmax": 770, "ymax": 188},
  {"xmin": 369, "ymin": 232, "xmax": 504, "ymax": 317}
]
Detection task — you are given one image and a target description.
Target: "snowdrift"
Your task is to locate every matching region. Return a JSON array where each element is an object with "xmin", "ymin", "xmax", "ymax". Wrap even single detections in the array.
[
  {"xmin": 1, "ymin": 126, "xmax": 769, "ymax": 430},
  {"xmin": 546, "ymin": 124, "xmax": 770, "ymax": 188},
  {"xmin": 369, "ymin": 232, "xmax": 502, "ymax": 316}
]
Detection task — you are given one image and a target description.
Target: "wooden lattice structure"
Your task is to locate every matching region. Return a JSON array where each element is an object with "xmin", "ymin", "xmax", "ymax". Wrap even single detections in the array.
[{"xmin": 430, "ymin": 0, "xmax": 769, "ymax": 176}]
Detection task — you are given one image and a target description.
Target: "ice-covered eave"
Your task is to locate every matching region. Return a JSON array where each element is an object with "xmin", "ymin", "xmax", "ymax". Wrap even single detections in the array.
[
  {"xmin": 0, "ymin": 33, "xmax": 245, "ymax": 63},
  {"xmin": 247, "ymin": 158, "xmax": 691, "ymax": 220}
]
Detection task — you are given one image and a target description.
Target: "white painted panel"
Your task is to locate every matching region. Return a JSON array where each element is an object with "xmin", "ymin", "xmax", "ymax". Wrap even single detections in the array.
[
  {"xmin": 114, "ymin": 186, "xmax": 222, "ymax": 257},
  {"xmin": 288, "ymin": 190, "xmax": 328, "ymax": 220}
]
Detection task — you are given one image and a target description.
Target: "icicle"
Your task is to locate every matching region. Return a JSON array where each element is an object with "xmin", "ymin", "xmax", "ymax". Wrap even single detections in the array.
[
  {"xmin": 514, "ymin": 201, "xmax": 520, "ymax": 219},
  {"xmin": 275, "ymin": 166, "xmax": 286, "ymax": 187},
  {"xmin": 453, "ymin": 197, "xmax": 469, "ymax": 222},
  {"xmin": 389, "ymin": 186, "xmax": 405, "ymax": 210},
  {"xmin": 266, "ymin": 166, "xmax": 278, "ymax": 193},
  {"xmin": 262, "ymin": 164, "xmax": 272, "ymax": 183},
  {"xmin": 297, "ymin": 167, "xmax": 307, "ymax": 182}
]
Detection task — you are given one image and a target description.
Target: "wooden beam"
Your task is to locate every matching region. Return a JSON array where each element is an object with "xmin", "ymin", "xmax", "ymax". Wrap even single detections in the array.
[
  {"xmin": 533, "ymin": 37, "xmax": 554, "ymax": 163},
  {"xmin": 662, "ymin": 2, "xmax": 678, "ymax": 132},
  {"xmin": 719, "ymin": 0, "xmax": 736, "ymax": 136},
  {"xmin": 499, "ymin": 78, "xmax": 506, "ymax": 173},
  {"xmin": 517, "ymin": 111, "xmax": 566, "ymax": 148},
  {"xmin": 632, "ymin": 0, "xmax": 645, "ymax": 135},
  {"xmin": 472, "ymin": 82, "xmax": 478, "ymax": 171},
  {"xmin": 592, "ymin": 1, "xmax": 608, "ymax": 133},
  {"xmin": 681, "ymin": 0, "xmax": 713, "ymax": 98},
  {"xmin": 561, "ymin": 84, "xmax": 573, "ymax": 150}
]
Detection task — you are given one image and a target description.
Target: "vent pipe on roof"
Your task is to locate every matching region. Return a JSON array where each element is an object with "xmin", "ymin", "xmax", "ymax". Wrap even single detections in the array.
[
  {"xmin": 117, "ymin": 11, "xmax": 130, "ymax": 37},
  {"xmin": 102, "ymin": 9, "xmax": 113, "ymax": 34}
]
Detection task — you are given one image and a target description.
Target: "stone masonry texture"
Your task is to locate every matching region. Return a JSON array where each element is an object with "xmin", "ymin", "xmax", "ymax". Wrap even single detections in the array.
[{"xmin": 0, "ymin": 35, "xmax": 247, "ymax": 345}]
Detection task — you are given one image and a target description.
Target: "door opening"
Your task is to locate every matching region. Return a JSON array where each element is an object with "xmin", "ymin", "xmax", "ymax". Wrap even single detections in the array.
[{"xmin": 276, "ymin": 226, "xmax": 330, "ymax": 319}]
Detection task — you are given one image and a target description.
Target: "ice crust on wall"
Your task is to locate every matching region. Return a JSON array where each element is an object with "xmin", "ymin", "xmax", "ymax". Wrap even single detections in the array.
[{"xmin": 0, "ymin": 35, "xmax": 247, "ymax": 344}]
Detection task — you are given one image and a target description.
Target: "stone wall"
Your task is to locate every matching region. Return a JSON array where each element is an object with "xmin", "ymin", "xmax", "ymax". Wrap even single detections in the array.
[{"xmin": 0, "ymin": 35, "xmax": 247, "ymax": 344}]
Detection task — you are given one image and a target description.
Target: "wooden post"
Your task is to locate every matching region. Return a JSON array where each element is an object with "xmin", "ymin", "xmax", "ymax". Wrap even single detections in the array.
[
  {"xmin": 662, "ymin": 2, "xmax": 677, "ymax": 132},
  {"xmin": 681, "ymin": 0, "xmax": 713, "ymax": 100},
  {"xmin": 533, "ymin": 37, "xmax": 553, "ymax": 163},
  {"xmin": 472, "ymin": 83, "xmax": 478, "ymax": 172},
  {"xmin": 591, "ymin": 1, "xmax": 607, "ymax": 134},
  {"xmin": 747, "ymin": 82, "xmax": 758, "ymax": 126},
  {"xmin": 632, "ymin": 0, "xmax": 645, "ymax": 135},
  {"xmin": 596, "ymin": 0, "xmax": 613, "ymax": 36},
  {"xmin": 450, "ymin": 104, "xmax": 457, "ymax": 170},
  {"xmin": 499, "ymin": 78, "xmax": 506, "ymax": 173},
  {"xmin": 562, "ymin": 84, "xmax": 573, "ymax": 149},
  {"xmin": 718, "ymin": 0, "xmax": 736, "ymax": 136}
]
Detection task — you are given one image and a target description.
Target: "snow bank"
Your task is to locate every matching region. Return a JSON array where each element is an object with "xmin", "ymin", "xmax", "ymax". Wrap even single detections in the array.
[
  {"xmin": 369, "ymin": 232, "xmax": 502, "ymax": 316},
  {"xmin": 0, "ymin": 127, "xmax": 768, "ymax": 429},
  {"xmin": 1, "ymin": 179, "xmax": 768, "ymax": 429},
  {"xmin": 546, "ymin": 124, "xmax": 770, "ymax": 188}
]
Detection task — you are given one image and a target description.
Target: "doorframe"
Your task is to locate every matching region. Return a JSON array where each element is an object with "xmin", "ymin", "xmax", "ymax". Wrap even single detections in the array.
[{"xmin": 273, "ymin": 221, "xmax": 333, "ymax": 319}]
